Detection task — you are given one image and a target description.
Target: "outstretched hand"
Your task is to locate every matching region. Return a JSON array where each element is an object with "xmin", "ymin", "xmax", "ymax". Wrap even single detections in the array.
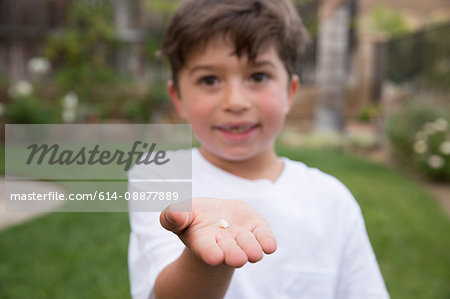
[{"xmin": 160, "ymin": 198, "xmax": 277, "ymax": 268}]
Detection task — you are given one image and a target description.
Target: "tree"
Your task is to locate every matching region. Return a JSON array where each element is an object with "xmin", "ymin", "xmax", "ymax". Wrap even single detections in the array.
[{"xmin": 315, "ymin": 0, "xmax": 352, "ymax": 132}]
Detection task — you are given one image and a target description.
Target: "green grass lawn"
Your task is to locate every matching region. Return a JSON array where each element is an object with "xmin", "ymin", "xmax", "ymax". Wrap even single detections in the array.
[
  {"xmin": 0, "ymin": 147, "xmax": 449, "ymax": 298},
  {"xmin": 277, "ymin": 148, "xmax": 450, "ymax": 299}
]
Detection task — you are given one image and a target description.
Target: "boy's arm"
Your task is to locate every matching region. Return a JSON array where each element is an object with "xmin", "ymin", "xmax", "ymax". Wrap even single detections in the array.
[
  {"xmin": 154, "ymin": 248, "xmax": 234, "ymax": 299},
  {"xmin": 153, "ymin": 198, "xmax": 277, "ymax": 299}
]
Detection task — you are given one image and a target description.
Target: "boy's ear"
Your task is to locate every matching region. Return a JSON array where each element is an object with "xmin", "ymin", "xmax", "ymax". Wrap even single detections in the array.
[
  {"xmin": 167, "ymin": 80, "xmax": 187, "ymax": 119},
  {"xmin": 285, "ymin": 74, "xmax": 299, "ymax": 114}
]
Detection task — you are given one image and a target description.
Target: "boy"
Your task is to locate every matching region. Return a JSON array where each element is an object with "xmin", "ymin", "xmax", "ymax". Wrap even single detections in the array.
[{"xmin": 128, "ymin": 0, "xmax": 389, "ymax": 298}]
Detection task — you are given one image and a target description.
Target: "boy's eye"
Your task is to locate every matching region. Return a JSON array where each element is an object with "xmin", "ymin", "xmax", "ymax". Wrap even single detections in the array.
[
  {"xmin": 199, "ymin": 75, "xmax": 219, "ymax": 86},
  {"xmin": 250, "ymin": 72, "xmax": 268, "ymax": 83}
]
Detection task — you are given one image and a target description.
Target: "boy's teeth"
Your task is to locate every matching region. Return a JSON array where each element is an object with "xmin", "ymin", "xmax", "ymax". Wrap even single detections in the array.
[{"xmin": 228, "ymin": 126, "xmax": 251, "ymax": 133}]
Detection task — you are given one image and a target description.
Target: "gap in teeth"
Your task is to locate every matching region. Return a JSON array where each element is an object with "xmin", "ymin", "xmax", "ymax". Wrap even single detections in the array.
[{"xmin": 229, "ymin": 126, "xmax": 249, "ymax": 133}]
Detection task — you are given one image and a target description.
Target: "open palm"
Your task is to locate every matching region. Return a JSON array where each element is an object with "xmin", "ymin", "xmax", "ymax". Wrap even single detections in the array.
[{"xmin": 160, "ymin": 198, "xmax": 277, "ymax": 268}]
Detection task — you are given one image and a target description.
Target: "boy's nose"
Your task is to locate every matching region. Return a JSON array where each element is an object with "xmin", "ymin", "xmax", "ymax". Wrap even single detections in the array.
[{"xmin": 221, "ymin": 79, "xmax": 251, "ymax": 113}]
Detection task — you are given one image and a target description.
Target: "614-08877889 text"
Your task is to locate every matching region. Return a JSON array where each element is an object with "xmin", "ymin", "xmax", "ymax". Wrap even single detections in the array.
[
  {"xmin": 8, "ymin": 191, "xmax": 179, "ymax": 201},
  {"xmin": 87, "ymin": 191, "xmax": 179, "ymax": 201}
]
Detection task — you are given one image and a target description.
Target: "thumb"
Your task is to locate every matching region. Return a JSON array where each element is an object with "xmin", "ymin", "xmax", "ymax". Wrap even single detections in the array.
[{"xmin": 160, "ymin": 204, "xmax": 193, "ymax": 234}]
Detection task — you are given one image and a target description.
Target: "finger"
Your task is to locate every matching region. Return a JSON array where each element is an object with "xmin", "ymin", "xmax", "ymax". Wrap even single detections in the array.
[
  {"xmin": 160, "ymin": 204, "xmax": 193, "ymax": 234},
  {"xmin": 217, "ymin": 236, "xmax": 247, "ymax": 268},
  {"xmin": 235, "ymin": 230, "xmax": 263, "ymax": 263},
  {"xmin": 191, "ymin": 235, "xmax": 224, "ymax": 266},
  {"xmin": 252, "ymin": 225, "xmax": 277, "ymax": 254}
]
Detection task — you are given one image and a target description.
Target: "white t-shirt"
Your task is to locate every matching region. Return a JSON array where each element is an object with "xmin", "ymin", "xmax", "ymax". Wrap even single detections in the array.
[{"xmin": 128, "ymin": 148, "xmax": 389, "ymax": 299}]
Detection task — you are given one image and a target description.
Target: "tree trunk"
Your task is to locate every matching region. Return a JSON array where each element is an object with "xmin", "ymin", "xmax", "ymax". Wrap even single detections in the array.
[
  {"xmin": 315, "ymin": 0, "xmax": 350, "ymax": 132},
  {"xmin": 9, "ymin": 0, "xmax": 25, "ymax": 81},
  {"xmin": 114, "ymin": 0, "xmax": 142, "ymax": 78}
]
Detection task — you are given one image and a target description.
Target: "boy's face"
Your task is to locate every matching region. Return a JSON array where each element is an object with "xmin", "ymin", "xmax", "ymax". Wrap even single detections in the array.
[{"xmin": 168, "ymin": 36, "xmax": 298, "ymax": 163}]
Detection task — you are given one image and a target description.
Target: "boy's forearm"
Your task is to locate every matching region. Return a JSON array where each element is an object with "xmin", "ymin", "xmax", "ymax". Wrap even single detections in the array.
[{"xmin": 153, "ymin": 247, "xmax": 234, "ymax": 299}]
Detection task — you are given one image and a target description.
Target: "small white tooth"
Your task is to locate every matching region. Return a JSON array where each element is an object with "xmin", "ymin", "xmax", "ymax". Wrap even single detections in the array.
[{"xmin": 219, "ymin": 219, "xmax": 230, "ymax": 228}]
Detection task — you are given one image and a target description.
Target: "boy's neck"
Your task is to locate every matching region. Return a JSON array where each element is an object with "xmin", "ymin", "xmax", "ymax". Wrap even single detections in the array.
[{"xmin": 198, "ymin": 146, "xmax": 284, "ymax": 182}]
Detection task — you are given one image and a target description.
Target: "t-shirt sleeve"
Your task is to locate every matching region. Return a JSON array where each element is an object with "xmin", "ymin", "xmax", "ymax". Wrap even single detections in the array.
[
  {"xmin": 127, "ymin": 177, "xmax": 184, "ymax": 299},
  {"xmin": 335, "ymin": 199, "xmax": 390, "ymax": 299}
]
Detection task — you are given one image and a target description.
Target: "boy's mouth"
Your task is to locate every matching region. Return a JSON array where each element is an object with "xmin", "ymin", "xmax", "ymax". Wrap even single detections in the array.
[{"xmin": 214, "ymin": 122, "xmax": 260, "ymax": 134}]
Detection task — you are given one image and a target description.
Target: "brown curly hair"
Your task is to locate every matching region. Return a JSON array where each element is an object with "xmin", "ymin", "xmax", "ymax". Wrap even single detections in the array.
[{"xmin": 161, "ymin": 0, "xmax": 308, "ymax": 91}]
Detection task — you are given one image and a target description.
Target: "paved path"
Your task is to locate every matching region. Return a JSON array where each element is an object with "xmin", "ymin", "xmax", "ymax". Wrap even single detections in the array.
[
  {"xmin": 0, "ymin": 177, "xmax": 65, "ymax": 231},
  {"xmin": 422, "ymin": 180, "xmax": 450, "ymax": 217}
]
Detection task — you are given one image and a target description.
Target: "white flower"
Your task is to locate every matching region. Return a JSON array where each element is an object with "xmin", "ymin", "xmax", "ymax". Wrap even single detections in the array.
[
  {"xmin": 8, "ymin": 80, "xmax": 33, "ymax": 98},
  {"xmin": 415, "ymin": 130, "xmax": 427, "ymax": 141},
  {"xmin": 427, "ymin": 155, "xmax": 445, "ymax": 169},
  {"xmin": 434, "ymin": 118, "xmax": 448, "ymax": 132},
  {"xmin": 413, "ymin": 140, "xmax": 427, "ymax": 154},
  {"xmin": 0, "ymin": 103, "xmax": 4, "ymax": 116},
  {"xmin": 63, "ymin": 92, "xmax": 79, "ymax": 109},
  {"xmin": 28, "ymin": 57, "xmax": 51, "ymax": 75},
  {"xmin": 439, "ymin": 141, "xmax": 450, "ymax": 155},
  {"xmin": 62, "ymin": 109, "xmax": 76, "ymax": 123},
  {"xmin": 423, "ymin": 122, "xmax": 436, "ymax": 135}
]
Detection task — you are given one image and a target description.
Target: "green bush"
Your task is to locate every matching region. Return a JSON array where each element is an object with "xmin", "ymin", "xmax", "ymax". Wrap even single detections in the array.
[
  {"xmin": 413, "ymin": 119, "xmax": 450, "ymax": 181},
  {"xmin": 44, "ymin": 0, "xmax": 121, "ymax": 102},
  {"xmin": 148, "ymin": 78, "xmax": 169, "ymax": 108},
  {"xmin": 385, "ymin": 100, "xmax": 450, "ymax": 181},
  {"xmin": 123, "ymin": 99, "xmax": 151, "ymax": 122},
  {"xmin": 355, "ymin": 103, "xmax": 381, "ymax": 122},
  {"xmin": 53, "ymin": 64, "xmax": 119, "ymax": 102},
  {"xmin": 370, "ymin": 5, "xmax": 409, "ymax": 37},
  {"xmin": 5, "ymin": 96, "xmax": 56, "ymax": 124}
]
